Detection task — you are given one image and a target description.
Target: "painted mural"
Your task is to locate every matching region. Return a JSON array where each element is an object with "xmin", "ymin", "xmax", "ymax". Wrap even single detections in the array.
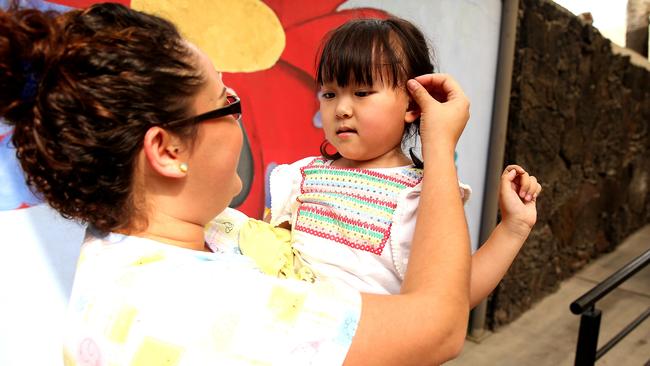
[
  {"xmin": 0, "ymin": 0, "xmax": 391, "ymax": 219},
  {"xmin": 1, "ymin": 2, "xmax": 504, "ymax": 364},
  {"xmin": 0, "ymin": 1, "xmax": 503, "ymax": 252}
]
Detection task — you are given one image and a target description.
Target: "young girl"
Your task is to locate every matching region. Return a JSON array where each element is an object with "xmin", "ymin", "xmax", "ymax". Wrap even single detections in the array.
[{"xmin": 209, "ymin": 18, "xmax": 541, "ymax": 302}]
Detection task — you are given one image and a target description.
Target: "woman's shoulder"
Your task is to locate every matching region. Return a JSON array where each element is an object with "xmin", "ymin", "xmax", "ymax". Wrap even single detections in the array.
[{"xmin": 80, "ymin": 229, "xmax": 255, "ymax": 271}]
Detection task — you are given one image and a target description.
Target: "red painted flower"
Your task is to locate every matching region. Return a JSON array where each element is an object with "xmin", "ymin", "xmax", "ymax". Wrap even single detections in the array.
[{"xmin": 224, "ymin": 0, "xmax": 388, "ymax": 217}]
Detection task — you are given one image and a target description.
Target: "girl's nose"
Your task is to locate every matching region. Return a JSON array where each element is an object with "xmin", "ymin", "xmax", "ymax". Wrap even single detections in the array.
[{"xmin": 335, "ymin": 100, "xmax": 352, "ymax": 119}]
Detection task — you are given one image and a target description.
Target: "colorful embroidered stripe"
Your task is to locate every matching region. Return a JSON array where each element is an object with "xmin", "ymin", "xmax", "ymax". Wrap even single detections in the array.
[
  {"xmin": 299, "ymin": 208, "xmax": 386, "ymax": 240},
  {"xmin": 299, "ymin": 192, "xmax": 395, "ymax": 220},
  {"xmin": 304, "ymin": 168, "xmax": 417, "ymax": 190},
  {"xmin": 294, "ymin": 158, "xmax": 423, "ymax": 255},
  {"xmin": 296, "ymin": 216, "xmax": 382, "ymax": 246},
  {"xmin": 294, "ymin": 214, "xmax": 389, "ymax": 255}
]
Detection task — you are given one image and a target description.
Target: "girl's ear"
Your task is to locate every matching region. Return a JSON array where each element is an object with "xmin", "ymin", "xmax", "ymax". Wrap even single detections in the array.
[
  {"xmin": 405, "ymin": 99, "xmax": 421, "ymax": 123},
  {"xmin": 143, "ymin": 126, "xmax": 187, "ymax": 178}
]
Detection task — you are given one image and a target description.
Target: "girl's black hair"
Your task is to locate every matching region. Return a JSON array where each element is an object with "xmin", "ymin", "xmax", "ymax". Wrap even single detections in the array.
[{"xmin": 316, "ymin": 17, "xmax": 437, "ymax": 168}]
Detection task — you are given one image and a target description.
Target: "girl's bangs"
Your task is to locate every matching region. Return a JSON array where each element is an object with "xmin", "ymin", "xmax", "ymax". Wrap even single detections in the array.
[{"xmin": 317, "ymin": 23, "xmax": 404, "ymax": 88}]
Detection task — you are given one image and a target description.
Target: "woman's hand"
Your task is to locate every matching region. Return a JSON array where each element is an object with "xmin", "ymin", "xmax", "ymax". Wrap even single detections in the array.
[{"xmin": 406, "ymin": 74, "xmax": 470, "ymax": 153}]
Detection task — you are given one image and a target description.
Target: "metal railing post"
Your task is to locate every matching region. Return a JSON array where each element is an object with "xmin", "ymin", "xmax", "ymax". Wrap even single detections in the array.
[{"xmin": 574, "ymin": 306, "xmax": 602, "ymax": 366}]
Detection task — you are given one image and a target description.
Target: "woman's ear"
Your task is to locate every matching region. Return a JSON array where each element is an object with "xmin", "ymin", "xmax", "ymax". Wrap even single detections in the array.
[
  {"xmin": 405, "ymin": 99, "xmax": 421, "ymax": 123},
  {"xmin": 143, "ymin": 126, "xmax": 187, "ymax": 178}
]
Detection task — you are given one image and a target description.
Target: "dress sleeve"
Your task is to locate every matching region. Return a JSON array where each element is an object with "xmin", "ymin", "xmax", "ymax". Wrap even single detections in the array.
[
  {"xmin": 204, "ymin": 207, "xmax": 250, "ymax": 254},
  {"xmin": 389, "ymin": 183, "xmax": 422, "ymax": 279},
  {"xmin": 268, "ymin": 156, "xmax": 314, "ymax": 227},
  {"xmin": 390, "ymin": 180, "xmax": 472, "ymax": 279},
  {"xmin": 64, "ymin": 243, "xmax": 361, "ymax": 366}
]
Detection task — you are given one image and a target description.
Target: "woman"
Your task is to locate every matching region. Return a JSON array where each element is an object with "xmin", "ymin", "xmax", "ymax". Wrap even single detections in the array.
[{"xmin": 0, "ymin": 3, "xmax": 471, "ymax": 365}]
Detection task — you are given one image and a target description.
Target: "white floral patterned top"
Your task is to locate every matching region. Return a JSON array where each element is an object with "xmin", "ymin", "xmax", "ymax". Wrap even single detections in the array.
[{"xmin": 63, "ymin": 228, "xmax": 361, "ymax": 366}]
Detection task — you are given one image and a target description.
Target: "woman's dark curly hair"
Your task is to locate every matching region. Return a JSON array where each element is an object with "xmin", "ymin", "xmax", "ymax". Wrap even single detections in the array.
[
  {"xmin": 316, "ymin": 17, "xmax": 437, "ymax": 168},
  {"xmin": 0, "ymin": 2, "xmax": 205, "ymax": 232}
]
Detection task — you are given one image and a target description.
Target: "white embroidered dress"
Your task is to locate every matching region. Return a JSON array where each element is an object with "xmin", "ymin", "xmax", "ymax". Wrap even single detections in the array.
[{"xmin": 270, "ymin": 157, "xmax": 471, "ymax": 294}]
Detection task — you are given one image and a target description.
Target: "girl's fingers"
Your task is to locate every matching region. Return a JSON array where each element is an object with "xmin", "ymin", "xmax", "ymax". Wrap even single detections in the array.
[
  {"xmin": 524, "ymin": 176, "xmax": 538, "ymax": 201},
  {"xmin": 518, "ymin": 172, "xmax": 531, "ymax": 198},
  {"xmin": 503, "ymin": 164, "xmax": 526, "ymax": 176},
  {"xmin": 502, "ymin": 164, "xmax": 542, "ymax": 202},
  {"xmin": 500, "ymin": 168, "xmax": 518, "ymax": 196},
  {"xmin": 533, "ymin": 180, "xmax": 542, "ymax": 200},
  {"xmin": 503, "ymin": 165, "xmax": 530, "ymax": 198},
  {"xmin": 502, "ymin": 168, "xmax": 517, "ymax": 181}
]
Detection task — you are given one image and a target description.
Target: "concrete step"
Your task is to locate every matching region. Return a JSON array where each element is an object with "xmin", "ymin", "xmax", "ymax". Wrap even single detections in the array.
[{"xmin": 448, "ymin": 225, "xmax": 650, "ymax": 366}]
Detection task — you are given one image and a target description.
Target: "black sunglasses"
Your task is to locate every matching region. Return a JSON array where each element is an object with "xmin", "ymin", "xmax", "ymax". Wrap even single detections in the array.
[{"xmin": 166, "ymin": 94, "xmax": 241, "ymax": 127}]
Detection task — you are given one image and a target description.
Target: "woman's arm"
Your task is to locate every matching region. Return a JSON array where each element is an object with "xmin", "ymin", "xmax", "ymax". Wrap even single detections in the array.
[{"xmin": 345, "ymin": 74, "xmax": 472, "ymax": 366}]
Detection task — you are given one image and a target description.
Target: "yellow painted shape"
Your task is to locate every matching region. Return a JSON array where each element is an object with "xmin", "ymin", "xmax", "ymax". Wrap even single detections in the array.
[
  {"xmin": 131, "ymin": 0, "xmax": 285, "ymax": 72},
  {"xmin": 107, "ymin": 305, "xmax": 138, "ymax": 343},
  {"xmin": 130, "ymin": 337, "xmax": 184, "ymax": 366},
  {"xmin": 268, "ymin": 286, "xmax": 306, "ymax": 324}
]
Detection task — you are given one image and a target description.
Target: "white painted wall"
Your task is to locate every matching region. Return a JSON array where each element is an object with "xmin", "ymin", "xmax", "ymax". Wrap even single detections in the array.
[{"xmin": 0, "ymin": 205, "xmax": 84, "ymax": 366}]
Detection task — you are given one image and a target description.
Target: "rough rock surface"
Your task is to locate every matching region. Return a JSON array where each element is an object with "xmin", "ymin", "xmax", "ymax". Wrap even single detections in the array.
[{"xmin": 487, "ymin": 0, "xmax": 650, "ymax": 329}]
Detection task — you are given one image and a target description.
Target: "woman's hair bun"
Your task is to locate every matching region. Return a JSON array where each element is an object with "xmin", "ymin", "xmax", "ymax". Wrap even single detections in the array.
[
  {"xmin": 0, "ymin": 2, "xmax": 58, "ymax": 125},
  {"xmin": 0, "ymin": 2, "xmax": 205, "ymax": 232}
]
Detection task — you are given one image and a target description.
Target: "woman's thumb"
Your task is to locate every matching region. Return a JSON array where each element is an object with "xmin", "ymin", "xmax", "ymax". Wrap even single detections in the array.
[{"xmin": 407, "ymin": 79, "xmax": 434, "ymax": 112}]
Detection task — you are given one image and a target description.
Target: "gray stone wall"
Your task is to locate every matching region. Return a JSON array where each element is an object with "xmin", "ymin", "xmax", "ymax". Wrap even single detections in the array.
[{"xmin": 487, "ymin": 0, "xmax": 650, "ymax": 328}]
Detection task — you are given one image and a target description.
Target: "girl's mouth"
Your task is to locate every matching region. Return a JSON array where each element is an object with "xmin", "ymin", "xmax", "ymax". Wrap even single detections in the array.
[{"xmin": 336, "ymin": 126, "xmax": 357, "ymax": 136}]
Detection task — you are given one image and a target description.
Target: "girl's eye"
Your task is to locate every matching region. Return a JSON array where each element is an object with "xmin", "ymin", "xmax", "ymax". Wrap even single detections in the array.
[
  {"xmin": 355, "ymin": 91, "xmax": 372, "ymax": 97},
  {"xmin": 320, "ymin": 92, "xmax": 335, "ymax": 99}
]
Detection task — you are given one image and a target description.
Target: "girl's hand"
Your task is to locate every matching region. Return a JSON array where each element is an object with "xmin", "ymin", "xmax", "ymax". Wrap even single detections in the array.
[
  {"xmin": 499, "ymin": 165, "xmax": 542, "ymax": 239},
  {"xmin": 406, "ymin": 73, "xmax": 470, "ymax": 152}
]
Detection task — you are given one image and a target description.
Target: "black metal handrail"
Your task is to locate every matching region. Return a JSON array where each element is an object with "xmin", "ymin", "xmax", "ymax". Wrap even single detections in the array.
[{"xmin": 570, "ymin": 248, "xmax": 650, "ymax": 366}]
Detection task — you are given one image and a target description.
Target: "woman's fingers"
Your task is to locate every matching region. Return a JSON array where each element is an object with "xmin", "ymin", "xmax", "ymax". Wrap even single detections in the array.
[
  {"xmin": 413, "ymin": 73, "xmax": 466, "ymax": 102},
  {"xmin": 407, "ymin": 73, "xmax": 470, "ymax": 150},
  {"xmin": 406, "ymin": 78, "xmax": 440, "ymax": 114}
]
